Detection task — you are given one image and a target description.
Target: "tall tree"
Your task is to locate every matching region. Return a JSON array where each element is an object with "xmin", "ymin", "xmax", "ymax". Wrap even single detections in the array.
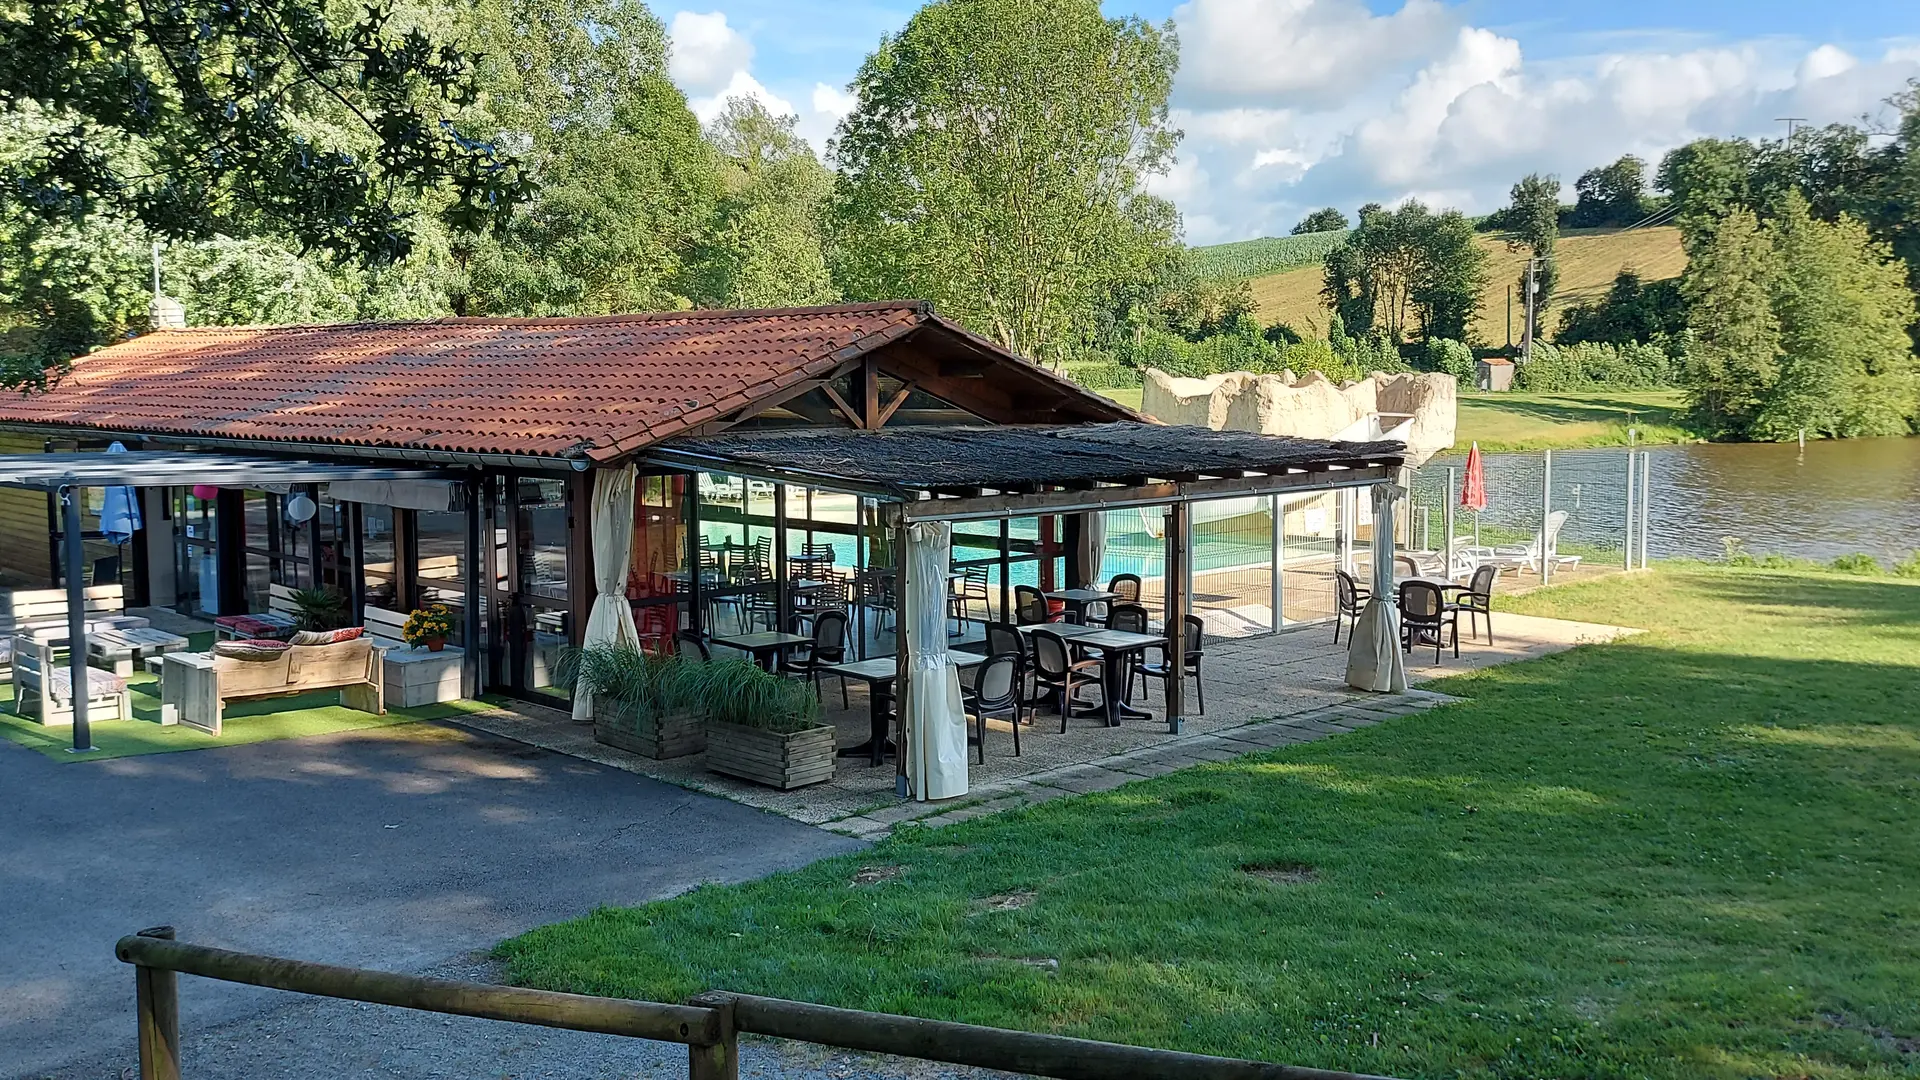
[
  {"xmin": 1658, "ymin": 139, "xmax": 1759, "ymax": 254},
  {"xmin": 456, "ymin": 0, "xmax": 720, "ymax": 315},
  {"xmin": 827, "ymin": 0, "xmax": 1182, "ymax": 365},
  {"xmin": 1753, "ymin": 194, "xmax": 1918, "ymax": 440},
  {"xmin": 1321, "ymin": 201, "xmax": 1483, "ymax": 344},
  {"xmin": 1291, "ymin": 208, "xmax": 1349, "ymax": 235},
  {"xmin": 1678, "ymin": 208, "xmax": 1781, "ymax": 436},
  {"xmin": 1503, "ymin": 173, "xmax": 1561, "ymax": 343},
  {"xmin": 1569, "ymin": 156, "xmax": 1650, "ymax": 228},
  {"xmin": 685, "ymin": 99, "xmax": 837, "ymax": 309},
  {"xmin": 0, "ymin": 0, "xmax": 526, "ymax": 265}
]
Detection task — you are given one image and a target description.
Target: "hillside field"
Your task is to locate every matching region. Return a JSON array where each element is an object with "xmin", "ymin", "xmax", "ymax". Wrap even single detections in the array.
[{"xmin": 1225, "ymin": 225, "xmax": 1687, "ymax": 345}]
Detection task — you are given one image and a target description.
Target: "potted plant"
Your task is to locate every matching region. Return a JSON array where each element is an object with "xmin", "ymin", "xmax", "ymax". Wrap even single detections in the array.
[
  {"xmin": 702, "ymin": 659, "xmax": 836, "ymax": 790},
  {"xmin": 403, "ymin": 605, "xmax": 455, "ymax": 652},
  {"xmin": 569, "ymin": 643, "xmax": 709, "ymax": 759},
  {"xmin": 290, "ymin": 587, "xmax": 349, "ymax": 631}
]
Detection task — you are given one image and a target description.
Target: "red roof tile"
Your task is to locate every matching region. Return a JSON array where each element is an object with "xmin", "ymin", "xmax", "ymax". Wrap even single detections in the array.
[{"xmin": 0, "ymin": 302, "xmax": 1017, "ymax": 461}]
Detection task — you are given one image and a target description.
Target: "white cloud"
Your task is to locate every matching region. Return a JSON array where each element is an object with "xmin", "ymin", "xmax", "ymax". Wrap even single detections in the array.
[
  {"xmin": 1173, "ymin": 0, "xmax": 1458, "ymax": 109},
  {"xmin": 668, "ymin": 11, "xmax": 754, "ymax": 96},
  {"xmin": 686, "ymin": 70, "xmax": 796, "ymax": 126},
  {"xmin": 811, "ymin": 82, "xmax": 857, "ymax": 118},
  {"xmin": 1163, "ymin": 0, "xmax": 1920, "ymax": 243}
]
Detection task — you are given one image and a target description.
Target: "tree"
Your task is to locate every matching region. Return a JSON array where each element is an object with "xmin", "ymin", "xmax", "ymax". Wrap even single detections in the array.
[
  {"xmin": 1569, "ymin": 156, "xmax": 1650, "ymax": 228},
  {"xmin": 1555, "ymin": 269, "xmax": 1687, "ymax": 348},
  {"xmin": 1291, "ymin": 208, "xmax": 1349, "ymax": 235},
  {"xmin": 1410, "ymin": 209, "xmax": 1487, "ymax": 343},
  {"xmin": 1658, "ymin": 139, "xmax": 1759, "ymax": 254},
  {"xmin": 827, "ymin": 0, "xmax": 1182, "ymax": 365},
  {"xmin": 0, "ymin": 0, "xmax": 527, "ymax": 265},
  {"xmin": 1321, "ymin": 201, "xmax": 1484, "ymax": 345},
  {"xmin": 1678, "ymin": 207, "xmax": 1781, "ymax": 436},
  {"xmin": 1752, "ymin": 194, "xmax": 1918, "ymax": 440},
  {"xmin": 455, "ymin": 0, "xmax": 720, "ymax": 315},
  {"xmin": 1503, "ymin": 173, "xmax": 1561, "ymax": 344},
  {"xmin": 685, "ymin": 99, "xmax": 837, "ymax": 309}
]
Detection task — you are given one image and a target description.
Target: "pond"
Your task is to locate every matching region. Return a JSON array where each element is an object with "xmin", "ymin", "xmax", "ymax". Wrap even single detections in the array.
[{"xmin": 1418, "ymin": 437, "xmax": 1920, "ymax": 564}]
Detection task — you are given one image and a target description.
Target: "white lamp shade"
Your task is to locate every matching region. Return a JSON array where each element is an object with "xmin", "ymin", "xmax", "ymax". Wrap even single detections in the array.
[{"xmin": 285, "ymin": 493, "xmax": 318, "ymax": 523}]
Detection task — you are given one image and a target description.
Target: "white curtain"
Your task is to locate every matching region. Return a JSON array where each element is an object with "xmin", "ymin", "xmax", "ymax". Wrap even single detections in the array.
[
  {"xmin": 1345, "ymin": 483, "xmax": 1409, "ymax": 693},
  {"xmin": 572, "ymin": 465, "xmax": 641, "ymax": 720},
  {"xmin": 904, "ymin": 521, "xmax": 968, "ymax": 801}
]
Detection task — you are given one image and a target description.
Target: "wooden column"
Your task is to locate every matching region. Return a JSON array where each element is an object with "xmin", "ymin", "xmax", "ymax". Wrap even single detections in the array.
[
  {"xmin": 685, "ymin": 474, "xmax": 704, "ymax": 638},
  {"xmin": 1162, "ymin": 501, "xmax": 1189, "ymax": 735},
  {"xmin": 567, "ymin": 470, "xmax": 593, "ymax": 648},
  {"xmin": 133, "ymin": 926, "xmax": 179, "ymax": 1080},
  {"xmin": 997, "ymin": 518, "xmax": 1011, "ymax": 625},
  {"xmin": 348, "ymin": 502, "xmax": 366, "ymax": 628},
  {"xmin": 214, "ymin": 488, "xmax": 246, "ymax": 615}
]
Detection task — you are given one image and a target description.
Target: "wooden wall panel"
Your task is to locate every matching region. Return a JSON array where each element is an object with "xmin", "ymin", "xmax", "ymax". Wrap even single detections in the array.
[{"xmin": 0, "ymin": 432, "xmax": 54, "ymax": 588}]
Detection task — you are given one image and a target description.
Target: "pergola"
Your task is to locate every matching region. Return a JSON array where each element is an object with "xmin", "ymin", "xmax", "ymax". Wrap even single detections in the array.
[
  {"xmin": 650, "ymin": 423, "xmax": 1405, "ymax": 797},
  {"xmin": 0, "ymin": 452, "xmax": 462, "ymax": 753}
]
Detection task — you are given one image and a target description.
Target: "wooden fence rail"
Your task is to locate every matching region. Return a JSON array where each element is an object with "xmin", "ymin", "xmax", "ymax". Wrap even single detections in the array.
[{"xmin": 115, "ymin": 926, "xmax": 1401, "ymax": 1080}]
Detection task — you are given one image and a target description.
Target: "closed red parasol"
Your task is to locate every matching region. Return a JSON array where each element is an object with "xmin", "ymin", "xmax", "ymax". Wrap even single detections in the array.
[{"xmin": 1460, "ymin": 442, "xmax": 1488, "ymax": 512}]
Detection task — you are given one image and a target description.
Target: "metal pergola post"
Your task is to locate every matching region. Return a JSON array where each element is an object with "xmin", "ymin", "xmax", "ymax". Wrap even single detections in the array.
[
  {"xmin": 1540, "ymin": 450, "xmax": 1553, "ymax": 585},
  {"xmin": 891, "ymin": 507, "xmax": 910, "ymax": 798},
  {"xmin": 1623, "ymin": 452, "xmax": 1636, "ymax": 572},
  {"xmin": 1162, "ymin": 501, "xmax": 1189, "ymax": 735},
  {"xmin": 62, "ymin": 486, "xmax": 95, "ymax": 752},
  {"xmin": 462, "ymin": 476, "xmax": 483, "ymax": 699}
]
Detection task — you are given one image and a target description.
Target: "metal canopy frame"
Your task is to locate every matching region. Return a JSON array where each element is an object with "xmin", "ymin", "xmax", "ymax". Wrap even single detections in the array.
[
  {"xmin": 0, "ymin": 452, "xmax": 464, "ymax": 754},
  {"xmin": 646, "ymin": 427, "xmax": 1406, "ymax": 761},
  {"xmin": 0, "ymin": 452, "xmax": 457, "ymax": 491}
]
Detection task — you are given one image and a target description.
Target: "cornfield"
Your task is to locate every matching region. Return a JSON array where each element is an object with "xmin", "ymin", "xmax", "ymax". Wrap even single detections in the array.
[{"xmin": 1187, "ymin": 229, "xmax": 1348, "ymax": 281}]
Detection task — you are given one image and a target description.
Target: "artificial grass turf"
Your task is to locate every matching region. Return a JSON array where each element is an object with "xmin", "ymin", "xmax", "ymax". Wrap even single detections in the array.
[
  {"xmin": 497, "ymin": 565, "xmax": 1920, "ymax": 1079},
  {"xmin": 0, "ymin": 659, "xmax": 493, "ymax": 761}
]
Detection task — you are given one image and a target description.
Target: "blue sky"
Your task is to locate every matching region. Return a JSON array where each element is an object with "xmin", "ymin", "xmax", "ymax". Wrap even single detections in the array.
[{"xmin": 663, "ymin": 0, "xmax": 1920, "ymax": 244}]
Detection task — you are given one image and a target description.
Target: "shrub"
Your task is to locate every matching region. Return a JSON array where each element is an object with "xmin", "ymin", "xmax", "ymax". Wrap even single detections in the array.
[
  {"xmin": 1065, "ymin": 361, "xmax": 1142, "ymax": 390},
  {"xmin": 1895, "ymin": 551, "xmax": 1920, "ymax": 579},
  {"xmin": 1514, "ymin": 341, "xmax": 1672, "ymax": 391},
  {"xmin": 1424, "ymin": 337, "xmax": 1476, "ymax": 382},
  {"xmin": 1829, "ymin": 553, "xmax": 1884, "ymax": 575}
]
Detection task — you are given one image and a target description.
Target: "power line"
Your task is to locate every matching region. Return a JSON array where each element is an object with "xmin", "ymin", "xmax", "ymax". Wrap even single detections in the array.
[{"xmin": 1775, "ymin": 116, "xmax": 1808, "ymax": 143}]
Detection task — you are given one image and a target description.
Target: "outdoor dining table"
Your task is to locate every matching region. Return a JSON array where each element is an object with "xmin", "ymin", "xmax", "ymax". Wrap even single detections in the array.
[
  {"xmin": 1042, "ymin": 588, "xmax": 1119, "ymax": 621},
  {"xmin": 87, "ymin": 625, "xmax": 192, "ymax": 676},
  {"xmin": 822, "ymin": 653, "xmax": 986, "ymax": 765},
  {"xmin": 1017, "ymin": 622, "xmax": 1163, "ymax": 727},
  {"xmin": 707, "ymin": 630, "xmax": 813, "ymax": 672},
  {"xmin": 1399, "ymin": 577, "xmax": 1469, "ymax": 647}
]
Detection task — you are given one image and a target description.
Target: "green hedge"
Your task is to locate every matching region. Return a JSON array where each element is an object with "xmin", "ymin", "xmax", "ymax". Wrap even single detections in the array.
[
  {"xmin": 1064, "ymin": 362, "xmax": 1144, "ymax": 390},
  {"xmin": 1513, "ymin": 341, "xmax": 1672, "ymax": 391}
]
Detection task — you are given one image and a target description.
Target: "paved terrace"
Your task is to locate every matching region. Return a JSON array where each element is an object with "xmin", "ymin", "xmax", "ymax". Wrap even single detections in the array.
[{"xmin": 456, "ymin": 610, "xmax": 1639, "ymax": 839}]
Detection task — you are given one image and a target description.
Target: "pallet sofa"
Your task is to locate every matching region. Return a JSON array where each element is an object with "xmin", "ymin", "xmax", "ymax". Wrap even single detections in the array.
[{"xmin": 161, "ymin": 637, "xmax": 385, "ymax": 735}]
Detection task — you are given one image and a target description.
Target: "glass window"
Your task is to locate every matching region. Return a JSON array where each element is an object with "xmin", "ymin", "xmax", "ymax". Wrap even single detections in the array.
[
  {"xmin": 415, "ymin": 506, "xmax": 468, "ymax": 646},
  {"xmin": 173, "ymin": 488, "xmax": 219, "ymax": 617},
  {"xmin": 515, "ymin": 477, "xmax": 570, "ymax": 696},
  {"xmin": 361, "ymin": 505, "xmax": 398, "ymax": 612}
]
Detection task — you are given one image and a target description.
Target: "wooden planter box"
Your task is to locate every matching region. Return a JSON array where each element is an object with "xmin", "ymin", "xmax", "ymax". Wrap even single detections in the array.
[
  {"xmin": 593, "ymin": 702, "xmax": 706, "ymax": 760},
  {"xmin": 706, "ymin": 720, "xmax": 837, "ymax": 790}
]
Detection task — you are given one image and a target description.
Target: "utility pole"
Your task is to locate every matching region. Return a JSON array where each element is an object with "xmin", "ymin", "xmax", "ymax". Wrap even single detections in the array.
[
  {"xmin": 1775, "ymin": 117, "xmax": 1807, "ymax": 146},
  {"xmin": 1505, "ymin": 285, "xmax": 1513, "ymax": 349},
  {"xmin": 1521, "ymin": 258, "xmax": 1540, "ymax": 365}
]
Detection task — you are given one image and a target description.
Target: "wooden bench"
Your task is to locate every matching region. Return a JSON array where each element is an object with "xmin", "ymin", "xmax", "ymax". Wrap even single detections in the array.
[
  {"xmin": 9, "ymin": 635, "xmax": 132, "ymax": 726},
  {"xmin": 162, "ymin": 638, "xmax": 385, "ymax": 736},
  {"xmin": 0, "ymin": 585, "xmax": 149, "ymax": 674},
  {"xmin": 212, "ymin": 583, "xmax": 301, "ymax": 640}
]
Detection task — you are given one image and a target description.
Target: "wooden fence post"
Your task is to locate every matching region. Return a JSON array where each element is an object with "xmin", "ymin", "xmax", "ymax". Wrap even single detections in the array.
[
  {"xmin": 134, "ymin": 925, "xmax": 180, "ymax": 1080},
  {"xmin": 686, "ymin": 992, "xmax": 739, "ymax": 1080}
]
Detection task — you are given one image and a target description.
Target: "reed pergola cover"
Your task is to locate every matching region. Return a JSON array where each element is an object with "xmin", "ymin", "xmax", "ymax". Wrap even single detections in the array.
[{"xmin": 653, "ymin": 422, "xmax": 1406, "ymax": 520}]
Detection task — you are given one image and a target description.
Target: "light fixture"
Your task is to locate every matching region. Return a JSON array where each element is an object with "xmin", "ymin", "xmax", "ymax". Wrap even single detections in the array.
[
  {"xmin": 285, "ymin": 493, "xmax": 318, "ymax": 523},
  {"xmin": 191, "ymin": 484, "xmax": 219, "ymax": 501}
]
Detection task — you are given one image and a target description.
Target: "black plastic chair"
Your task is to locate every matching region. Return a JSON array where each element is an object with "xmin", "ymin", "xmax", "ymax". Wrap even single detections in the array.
[
  {"xmin": 1398, "ymin": 580, "xmax": 1458, "ymax": 662},
  {"xmin": 1451, "ymin": 564, "xmax": 1497, "ymax": 644},
  {"xmin": 1333, "ymin": 569, "xmax": 1370, "ymax": 644},
  {"xmin": 963, "ymin": 653, "xmax": 1024, "ymax": 762},
  {"xmin": 781, "ymin": 610, "xmax": 850, "ymax": 707},
  {"xmin": 1014, "ymin": 584, "xmax": 1064, "ymax": 626},
  {"xmin": 1029, "ymin": 627, "xmax": 1100, "ymax": 731},
  {"xmin": 1130, "ymin": 614, "xmax": 1206, "ymax": 714}
]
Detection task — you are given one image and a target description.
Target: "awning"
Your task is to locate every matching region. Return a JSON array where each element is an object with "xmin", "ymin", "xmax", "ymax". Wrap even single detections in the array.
[
  {"xmin": 648, "ymin": 422, "xmax": 1405, "ymax": 522},
  {"xmin": 0, "ymin": 452, "xmax": 459, "ymax": 491}
]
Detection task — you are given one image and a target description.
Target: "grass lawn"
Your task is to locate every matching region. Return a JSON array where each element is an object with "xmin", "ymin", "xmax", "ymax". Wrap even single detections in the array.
[
  {"xmin": 499, "ymin": 565, "xmax": 1920, "ymax": 1079},
  {"xmin": 1456, "ymin": 389, "xmax": 1701, "ymax": 452}
]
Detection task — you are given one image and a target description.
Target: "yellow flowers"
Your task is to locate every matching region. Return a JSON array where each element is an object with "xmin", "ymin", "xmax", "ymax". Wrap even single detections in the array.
[{"xmin": 403, "ymin": 604, "xmax": 454, "ymax": 646}]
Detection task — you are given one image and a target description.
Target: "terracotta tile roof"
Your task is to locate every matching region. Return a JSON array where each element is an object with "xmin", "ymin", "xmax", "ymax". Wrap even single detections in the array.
[{"xmin": 0, "ymin": 302, "xmax": 1043, "ymax": 461}]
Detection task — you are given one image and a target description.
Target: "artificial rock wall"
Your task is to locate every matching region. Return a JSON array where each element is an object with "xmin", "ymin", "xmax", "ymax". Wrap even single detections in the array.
[{"xmin": 1140, "ymin": 368, "xmax": 1457, "ymax": 466}]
